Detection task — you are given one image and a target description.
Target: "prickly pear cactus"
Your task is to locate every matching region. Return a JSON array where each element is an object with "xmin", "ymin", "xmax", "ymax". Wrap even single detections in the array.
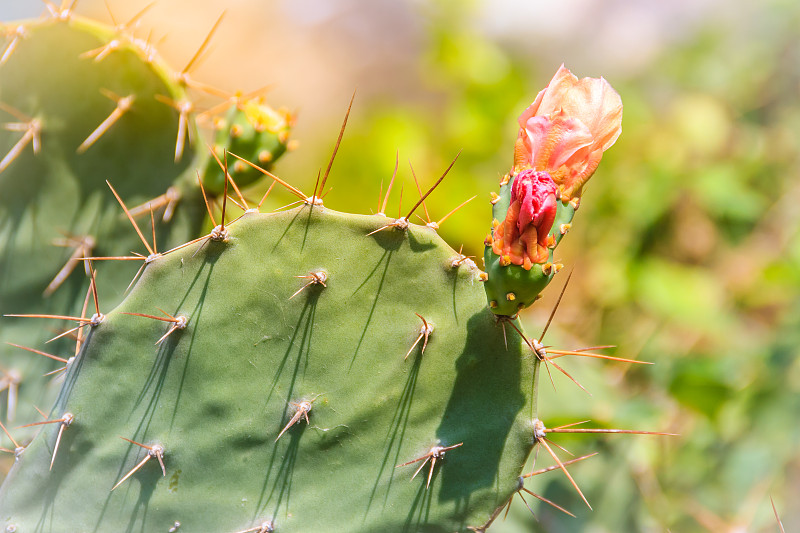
[
  {"xmin": 0, "ymin": 204, "xmax": 536, "ymax": 532},
  {"xmin": 0, "ymin": 44, "xmax": 656, "ymax": 531},
  {"xmin": 0, "ymin": 9, "xmax": 292, "ymax": 436}
]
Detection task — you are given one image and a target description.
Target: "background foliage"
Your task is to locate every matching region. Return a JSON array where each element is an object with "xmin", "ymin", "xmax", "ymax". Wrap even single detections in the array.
[{"xmin": 1, "ymin": 0, "xmax": 798, "ymax": 531}]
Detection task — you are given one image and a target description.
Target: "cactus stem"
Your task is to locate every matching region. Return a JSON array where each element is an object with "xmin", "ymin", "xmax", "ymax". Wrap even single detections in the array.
[
  {"xmin": 289, "ymin": 271, "xmax": 328, "ymax": 300},
  {"xmin": 404, "ymin": 314, "xmax": 434, "ymax": 361},
  {"xmin": 229, "ymin": 152, "xmax": 307, "ymax": 200},
  {"xmin": 44, "ymin": 234, "xmax": 95, "ymax": 296},
  {"xmin": 404, "ymin": 151, "xmax": 460, "ymax": 222},
  {"xmin": 111, "ymin": 438, "xmax": 166, "ymax": 491},
  {"xmin": 0, "ymin": 25, "xmax": 26, "ymax": 66},
  {"xmin": 395, "ymin": 442, "xmax": 462, "ymax": 490},
  {"xmin": 275, "ymin": 397, "xmax": 318, "ymax": 442},
  {"xmin": 0, "ymin": 116, "xmax": 42, "ymax": 174},
  {"xmin": 128, "ymin": 186, "xmax": 181, "ymax": 222},
  {"xmin": 78, "ymin": 92, "xmax": 135, "ymax": 154},
  {"xmin": 531, "ymin": 419, "xmax": 592, "ymax": 510},
  {"xmin": 317, "ymin": 91, "xmax": 355, "ymax": 203},
  {"xmin": 231, "ymin": 521, "xmax": 275, "ymax": 533},
  {"xmin": 106, "ymin": 180, "xmax": 156, "ymax": 256}
]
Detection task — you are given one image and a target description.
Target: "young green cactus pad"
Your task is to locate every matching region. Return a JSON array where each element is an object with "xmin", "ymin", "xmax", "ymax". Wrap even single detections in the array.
[
  {"xmin": 0, "ymin": 10, "xmax": 199, "ymax": 432},
  {"xmin": 483, "ymin": 65, "xmax": 623, "ymax": 316},
  {"xmin": 0, "ymin": 9, "xmax": 293, "ymax": 437},
  {"xmin": 203, "ymin": 96, "xmax": 295, "ymax": 195},
  {"xmin": 0, "ymin": 204, "xmax": 540, "ymax": 532}
]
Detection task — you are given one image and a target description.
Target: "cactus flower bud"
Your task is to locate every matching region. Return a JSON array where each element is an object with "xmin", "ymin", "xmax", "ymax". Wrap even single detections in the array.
[
  {"xmin": 491, "ymin": 169, "xmax": 557, "ymax": 268},
  {"xmin": 513, "ymin": 64, "xmax": 622, "ymax": 200}
]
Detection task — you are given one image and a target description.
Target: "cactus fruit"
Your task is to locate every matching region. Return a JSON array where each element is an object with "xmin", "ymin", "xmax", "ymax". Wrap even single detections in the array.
[
  {"xmin": 0, "ymin": 9, "xmax": 292, "ymax": 436},
  {"xmin": 483, "ymin": 65, "xmax": 623, "ymax": 316}
]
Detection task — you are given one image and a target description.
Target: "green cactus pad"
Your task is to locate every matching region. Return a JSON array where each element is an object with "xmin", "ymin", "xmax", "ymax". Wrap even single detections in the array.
[
  {"xmin": 0, "ymin": 206, "xmax": 538, "ymax": 532},
  {"xmin": 0, "ymin": 14, "xmax": 203, "ymax": 433},
  {"xmin": 203, "ymin": 99, "xmax": 293, "ymax": 194},
  {"xmin": 0, "ymin": 13, "xmax": 292, "ymax": 441}
]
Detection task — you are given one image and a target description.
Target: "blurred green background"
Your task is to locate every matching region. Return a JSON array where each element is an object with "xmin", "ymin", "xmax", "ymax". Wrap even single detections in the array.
[{"xmin": 2, "ymin": 1, "xmax": 798, "ymax": 531}]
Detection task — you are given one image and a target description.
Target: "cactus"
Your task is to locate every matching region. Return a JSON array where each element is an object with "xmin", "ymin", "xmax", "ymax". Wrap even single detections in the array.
[
  {"xmin": 0, "ymin": 8, "xmax": 292, "ymax": 436},
  {"xmin": 0, "ymin": 16, "xmax": 668, "ymax": 529},
  {"xmin": 0, "ymin": 197, "xmax": 540, "ymax": 532}
]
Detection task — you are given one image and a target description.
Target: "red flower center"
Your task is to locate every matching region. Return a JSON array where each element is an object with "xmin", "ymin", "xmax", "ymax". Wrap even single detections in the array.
[{"xmin": 491, "ymin": 169, "xmax": 557, "ymax": 269}]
